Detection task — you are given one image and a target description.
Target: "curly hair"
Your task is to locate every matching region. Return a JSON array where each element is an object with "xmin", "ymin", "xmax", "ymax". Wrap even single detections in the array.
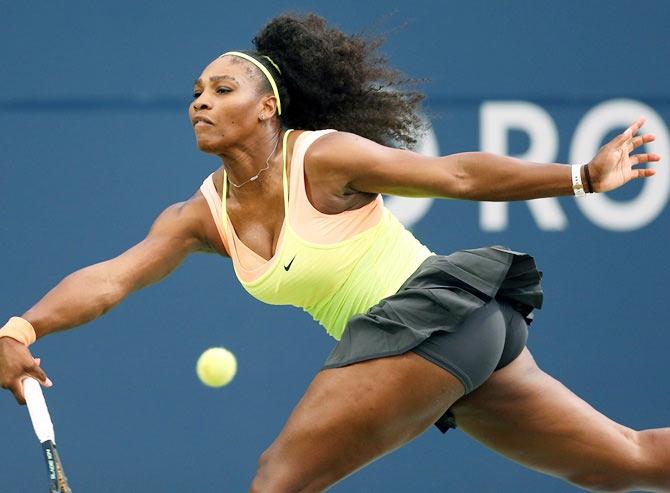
[{"xmin": 248, "ymin": 13, "xmax": 426, "ymax": 149}]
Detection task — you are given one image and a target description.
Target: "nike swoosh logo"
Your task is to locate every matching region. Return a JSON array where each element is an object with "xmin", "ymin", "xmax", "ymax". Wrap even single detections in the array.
[{"xmin": 284, "ymin": 255, "xmax": 296, "ymax": 271}]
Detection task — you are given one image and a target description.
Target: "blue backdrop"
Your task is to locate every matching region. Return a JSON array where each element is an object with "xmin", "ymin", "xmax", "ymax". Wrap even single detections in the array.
[{"xmin": 1, "ymin": 1, "xmax": 669, "ymax": 491}]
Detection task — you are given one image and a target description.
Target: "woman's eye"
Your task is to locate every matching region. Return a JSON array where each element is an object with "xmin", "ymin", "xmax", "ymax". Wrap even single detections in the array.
[{"xmin": 191, "ymin": 87, "xmax": 229, "ymax": 99}]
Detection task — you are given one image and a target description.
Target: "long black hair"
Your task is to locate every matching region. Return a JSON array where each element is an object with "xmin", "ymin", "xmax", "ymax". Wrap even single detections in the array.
[{"xmin": 249, "ymin": 13, "xmax": 426, "ymax": 148}]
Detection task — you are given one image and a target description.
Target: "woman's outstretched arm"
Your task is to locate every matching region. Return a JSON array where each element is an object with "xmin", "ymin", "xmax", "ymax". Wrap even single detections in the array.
[
  {"xmin": 22, "ymin": 194, "xmax": 212, "ymax": 337},
  {"xmin": 307, "ymin": 117, "xmax": 660, "ymax": 201},
  {"xmin": 0, "ymin": 190, "xmax": 215, "ymax": 403}
]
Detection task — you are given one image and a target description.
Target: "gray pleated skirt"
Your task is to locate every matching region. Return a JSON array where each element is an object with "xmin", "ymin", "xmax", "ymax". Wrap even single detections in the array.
[{"xmin": 323, "ymin": 246, "xmax": 543, "ymax": 369}]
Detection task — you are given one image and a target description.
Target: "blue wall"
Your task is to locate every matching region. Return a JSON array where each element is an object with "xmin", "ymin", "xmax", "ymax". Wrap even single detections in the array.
[{"xmin": 1, "ymin": 1, "xmax": 669, "ymax": 491}]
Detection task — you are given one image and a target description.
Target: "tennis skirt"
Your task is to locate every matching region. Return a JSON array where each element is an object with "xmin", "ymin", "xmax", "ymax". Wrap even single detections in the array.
[{"xmin": 322, "ymin": 246, "xmax": 544, "ymax": 432}]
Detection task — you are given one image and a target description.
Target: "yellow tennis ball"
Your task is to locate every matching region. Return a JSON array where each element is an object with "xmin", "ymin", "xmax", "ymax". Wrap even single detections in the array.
[{"xmin": 196, "ymin": 347, "xmax": 237, "ymax": 388}]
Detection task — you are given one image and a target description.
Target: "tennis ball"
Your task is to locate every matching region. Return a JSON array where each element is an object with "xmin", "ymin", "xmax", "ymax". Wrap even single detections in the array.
[{"xmin": 196, "ymin": 347, "xmax": 237, "ymax": 388}]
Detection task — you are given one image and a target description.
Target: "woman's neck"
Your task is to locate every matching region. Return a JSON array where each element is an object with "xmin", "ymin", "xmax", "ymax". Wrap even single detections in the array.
[{"xmin": 219, "ymin": 128, "xmax": 283, "ymax": 195}]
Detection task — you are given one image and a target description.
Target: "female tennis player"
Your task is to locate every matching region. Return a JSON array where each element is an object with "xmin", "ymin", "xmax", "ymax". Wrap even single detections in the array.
[{"xmin": 1, "ymin": 13, "xmax": 667, "ymax": 492}]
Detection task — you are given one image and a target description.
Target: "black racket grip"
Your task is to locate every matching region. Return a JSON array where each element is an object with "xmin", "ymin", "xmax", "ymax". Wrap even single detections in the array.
[{"xmin": 41, "ymin": 440, "xmax": 71, "ymax": 493}]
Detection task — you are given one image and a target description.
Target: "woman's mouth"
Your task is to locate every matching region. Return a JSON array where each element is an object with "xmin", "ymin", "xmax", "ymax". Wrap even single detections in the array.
[{"xmin": 193, "ymin": 116, "xmax": 214, "ymax": 127}]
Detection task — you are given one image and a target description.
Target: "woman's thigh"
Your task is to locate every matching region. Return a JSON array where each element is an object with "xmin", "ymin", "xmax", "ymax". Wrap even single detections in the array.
[
  {"xmin": 250, "ymin": 351, "xmax": 465, "ymax": 492},
  {"xmin": 450, "ymin": 348, "xmax": 660, "ymax": 490}
]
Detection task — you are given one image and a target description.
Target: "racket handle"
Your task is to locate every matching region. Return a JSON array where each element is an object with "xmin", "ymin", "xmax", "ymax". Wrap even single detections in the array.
[
  {"xmin": 42, "ymin": 440, "xmax": 60, "ymax": 493},
  {"xmin": 23, "ymin": 377, "xmax": 55, "ymax": 443}
]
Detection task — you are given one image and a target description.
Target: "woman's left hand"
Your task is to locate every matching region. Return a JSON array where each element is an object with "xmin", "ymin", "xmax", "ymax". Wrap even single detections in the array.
[{"xmin": 587, "ymin": 116, "xmax": 662, "ymax": 193}]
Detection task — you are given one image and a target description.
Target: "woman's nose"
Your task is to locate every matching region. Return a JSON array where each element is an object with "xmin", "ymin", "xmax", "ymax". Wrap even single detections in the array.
[{"xmin": 193, "ymin": 97, "xmax": 211, "ymax": 111}]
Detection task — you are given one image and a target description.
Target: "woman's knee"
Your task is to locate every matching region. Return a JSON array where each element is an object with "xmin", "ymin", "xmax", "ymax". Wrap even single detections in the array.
[
  {"xmin": 250, "ymin": 445, "xmax": 328, "ymax": 493},
  {"xmin": 250, "ymin": 447, "xmax": 293, "ymax": 493}
]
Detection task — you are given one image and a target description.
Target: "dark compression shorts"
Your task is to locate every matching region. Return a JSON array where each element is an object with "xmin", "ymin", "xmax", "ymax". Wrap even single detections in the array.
[
  {"xmin": 412, "ymin": 298, "xmax": 528, "ymax": 396},
  {"xmin": 413, "ymin": 299, "xmax": 528, "ymax": 432}
]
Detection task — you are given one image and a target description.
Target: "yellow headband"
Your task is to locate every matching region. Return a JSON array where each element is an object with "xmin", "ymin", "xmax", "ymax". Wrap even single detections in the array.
[{"xmin": 220, "ymin": 51, "xmax": 282, "ymax": 116}]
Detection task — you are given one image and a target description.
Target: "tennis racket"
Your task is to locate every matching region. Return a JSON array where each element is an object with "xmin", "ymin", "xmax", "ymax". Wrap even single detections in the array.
[{"xmin": 23, "ymin": 377, "xmax": 72, "ymax": 493}]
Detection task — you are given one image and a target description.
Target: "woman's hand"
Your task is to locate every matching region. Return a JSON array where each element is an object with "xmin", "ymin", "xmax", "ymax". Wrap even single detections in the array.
[
  {"xmin": 587, "ymin": 116, "xmax": 661, "ymax": 193},
  {"xmin": 0, "ymin": 338, "xmax": 52, "ymax": 405}
]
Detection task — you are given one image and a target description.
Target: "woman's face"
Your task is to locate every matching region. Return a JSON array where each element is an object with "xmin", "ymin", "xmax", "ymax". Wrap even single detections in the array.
[{"xmin": 189, "ymin": 56, "xmax": 268, "ymax": 154}]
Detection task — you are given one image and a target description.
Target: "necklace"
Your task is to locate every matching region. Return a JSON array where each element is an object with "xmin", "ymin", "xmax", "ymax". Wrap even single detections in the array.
[{"xmin": 227, "ymin": 134, "xmax": 280, "ymax": 188}]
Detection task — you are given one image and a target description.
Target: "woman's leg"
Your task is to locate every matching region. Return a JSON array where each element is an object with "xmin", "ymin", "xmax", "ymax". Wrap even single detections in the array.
[
  {"xmin": 451, "ymin": 348, "xmax": 670, "ymax": 492},
  {"xmin": 249, "ymin": 351, "xmax": 465, "ymax": 493}
]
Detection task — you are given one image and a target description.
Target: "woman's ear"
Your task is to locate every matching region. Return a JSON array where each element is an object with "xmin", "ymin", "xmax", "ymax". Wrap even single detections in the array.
[{"xmin": 260, "ymin": 94, "xmax": 278, "ymax": 119}]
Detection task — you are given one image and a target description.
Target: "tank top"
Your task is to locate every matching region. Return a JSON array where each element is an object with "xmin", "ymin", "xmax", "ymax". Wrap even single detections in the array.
[{"xmin": 200, "ymin": 129, "xmax": 432, "ymax": 339}]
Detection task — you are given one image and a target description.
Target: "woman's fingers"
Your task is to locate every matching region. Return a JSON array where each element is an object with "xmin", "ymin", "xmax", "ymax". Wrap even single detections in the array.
[
  {"xmin": 627, "ymin": 116, "xmax": 646, "ymax": 138},
  {"xmin": 11, "ymin": 365, "xmax": 53, "ymax": 405},
  {"xmin": 628, "ymin": 131, "xmax": 661, "ymax": 169},
  {"xmin": 26, "ymin": 363, "xmax": 52, "ymax": 388},
  {"xmin": 10, "ymin": 381, "xmax": 27, "ymax": 405},
  {"xmin": 631, "ymin": 152, "xmax": 662, "ymax": 165},
  {"xmin": 596, "ymin": 116, "xmax": 661, "ymax": 188},
  {"xmin": 630, "ymin": 133, "xmax": 656, "ymax": 151},
  {"xmin": 614, "ymin": 116, "xmax": 646, "ymax": 146},
  {"xmin": 632, "ymin": 167, "xmax": 657, "ymax": 179}
]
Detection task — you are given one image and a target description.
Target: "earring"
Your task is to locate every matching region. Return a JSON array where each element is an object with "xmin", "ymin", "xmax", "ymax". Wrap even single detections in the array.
[{"xmin": 259, "ymin": 114, "xmax": 265, "ymax": 121}]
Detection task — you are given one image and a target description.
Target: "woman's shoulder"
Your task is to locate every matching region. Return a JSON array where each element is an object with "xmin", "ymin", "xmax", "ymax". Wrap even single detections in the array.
[
  {"xmin": 299, "ymin": 130, "xmax": 380, "ymax": 203},
  {"xmin": 303, "ymin": 130, "xmax": 383, "ymax": 172}
]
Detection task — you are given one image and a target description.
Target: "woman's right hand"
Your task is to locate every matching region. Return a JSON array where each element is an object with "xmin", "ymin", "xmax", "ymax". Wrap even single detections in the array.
[{"xmin": 0, "ymin": 338, "xmax": 52, "ymax": 405}]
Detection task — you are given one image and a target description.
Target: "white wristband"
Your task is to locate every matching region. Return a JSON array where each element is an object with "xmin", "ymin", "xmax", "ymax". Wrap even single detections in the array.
[{"xmin": 571, "ymin": 164, "xmax": 586, "ymax": 197}]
